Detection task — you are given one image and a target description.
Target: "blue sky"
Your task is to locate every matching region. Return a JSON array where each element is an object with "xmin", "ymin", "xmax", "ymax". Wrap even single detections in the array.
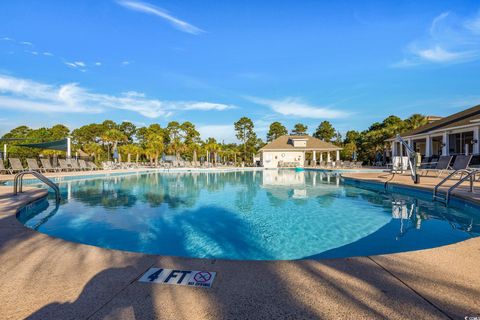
[{"xmin": 1, "ymin": 0, "xmax": 480, "ymax": 142}]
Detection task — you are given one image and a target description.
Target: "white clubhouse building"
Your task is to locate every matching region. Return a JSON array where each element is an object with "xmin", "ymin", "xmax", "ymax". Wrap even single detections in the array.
[
  {"xmin": 259, "ymin": 135, "xmax": 342, "ymax": 168},
  {"xmin": 387, "ymin": 104, "xmax": 480, "ymax": 159}
]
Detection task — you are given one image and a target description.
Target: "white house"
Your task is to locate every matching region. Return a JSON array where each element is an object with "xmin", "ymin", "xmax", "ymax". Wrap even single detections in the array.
[
  {"xmin": 387, "ymin": 104, "xmax": 480, "ymax": 161},
  {"xmin": 259, "ymin": 135, "xmax": 342, "ymax": 168}
]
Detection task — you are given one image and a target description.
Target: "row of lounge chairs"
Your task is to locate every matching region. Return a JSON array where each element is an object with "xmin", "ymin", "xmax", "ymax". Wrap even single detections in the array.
[
  {"xmin": 418, "ymin": 155, "xmax": 473, "ymax": 177},
  {"xmin": 0, "ymin": 158, "xmax": 100, "ymax": 174}
]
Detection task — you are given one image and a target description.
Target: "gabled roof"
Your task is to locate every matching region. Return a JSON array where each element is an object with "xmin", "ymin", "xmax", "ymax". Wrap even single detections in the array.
[
  {"xmin": 260, "ymin": 135, "xmax": 342, "ymax": 151},
  {"xmin": 397, "ymin": 104, "xmax": 480, "ymax": 138}
]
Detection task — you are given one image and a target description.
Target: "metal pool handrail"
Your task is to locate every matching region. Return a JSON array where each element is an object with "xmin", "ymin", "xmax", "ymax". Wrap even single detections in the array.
[
  {"xmin": 13, "ymin": 170, "xmax": 61, "ymax": 203},
  {"xmin": 433, "ymin": 169, "xmax": 478, "ymax": 205}
]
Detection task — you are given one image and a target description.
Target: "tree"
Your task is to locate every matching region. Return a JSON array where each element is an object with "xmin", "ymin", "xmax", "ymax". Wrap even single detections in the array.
[
  {"xmin": 291, "ymin": 123, "xmax": 308, "ymax": 135},
  {"xmin": 204, "ymin": 137, "xmax": 220, "ymax": 163},
  {"xmin": 118, "ymin": 144, "xmax": 143, "ymax": 163},
  {"xmin": 49, "ymin": 124, "xmax": 70, "ymax": 140},
  {"xmin": 141, "ymin": 124, "xmax": 164, "ymax": 164},
  {"xmin": 72, "ymin": 123, "xmax": 104, "ymax": 145},
  {"xmin": 234, "ymin": 117, "xmax": 256, "ymax": 162},
  {"xmin": 119, "ymin": 121, "xmax": 137, "ymax": 142},
  {"xmin": 266, "ymin": 122, "xmax": 287, "ymax": 142},
  {"xmin": 332, "ymin": 131, "xmax": 342, "ymax": 146},
  {"xmin": 313, "ymin": 121, "xmax": 335, "ymax": 141},
  {"xmin": 344, "ymin": 130, "xmax": 360, "ymax": 144},
  {"xmin": 101, "ymin": 129, "xmax": 127, "ymax": 160},
  {"xmin": 181, "ymin": 121, "xmax": 201, "ymax": 160},
  {"xmin": 166, "ymin": 121, "xmax": 184, "ymax": 158},
  {"xmin": 404, "ymin": 114, "xmax": 428, "ymax": 130}
]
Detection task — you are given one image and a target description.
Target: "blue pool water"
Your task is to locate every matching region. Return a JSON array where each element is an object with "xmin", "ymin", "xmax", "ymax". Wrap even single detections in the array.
[{"xmin": 17, "ymin": 170, "xmax": 480, "ymax": 260}]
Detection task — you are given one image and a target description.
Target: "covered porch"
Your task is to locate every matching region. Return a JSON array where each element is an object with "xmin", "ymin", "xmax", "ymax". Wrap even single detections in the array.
[
  {"xmin": 391, "ymin": 126, "xmax": 480, "ymax": 158},
  {"xmin": 305, "ymin": 149, "xmax": 341, "ymax": 166}
]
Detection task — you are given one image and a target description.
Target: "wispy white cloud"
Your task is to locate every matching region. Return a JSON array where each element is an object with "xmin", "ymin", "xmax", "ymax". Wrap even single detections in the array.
[
  {"xmin": 117, "ymin": 0, "xmax": 204, "ymax": 35},
  {"xmin": 0, "ymin": 37, "xmax": 13, "ymax": 41},
  {"xmin": 20, "ymin": 41, "xmax": 33, "ymax": 46},
  {"xmin": 74, "ymin": 61, "xmax": 86, "ymax": 67},
  {"xmin": 43, "ymin": 52, "xmax": 53, "ymax": 56},
  {"xmin": 393, "ymin": 10, "xmax": 480, "ymax": 67},
  {"xmin": 121, "ymin": 60, "xmax": 131, "ymax": 65},
  {"xmin": 0, "ymin": 74, "xmax": 235, "ymax": 118},
  {"xmin": 181, "ymin": 102, "xmax": 234, "ymax": 111},
  {"xmin": 430, "ymin": 11, "xmax": 450, "ymax": 34},
  {"xmin": 465, "ymin": 11, "xmax": 480, "ymax": 33},
  {"xmin": 415, "ymin": 45, "xmax": 476, "ymax": 63},
  {"xmin": 64, "ymin": 61, "xmax": 87, "ymax": 71},
  {"xmin": 246, "ymin": 96, "xmax": 349, "ymax": 119},
  {"xmin": 94, "ymin": 62, "xmax": 102, "ymax": 66}
]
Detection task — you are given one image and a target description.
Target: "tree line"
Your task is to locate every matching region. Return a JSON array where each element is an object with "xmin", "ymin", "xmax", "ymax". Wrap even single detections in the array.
[{"xmin": 1, "ymin": 114, "xmax": 428, "ymax": 164}]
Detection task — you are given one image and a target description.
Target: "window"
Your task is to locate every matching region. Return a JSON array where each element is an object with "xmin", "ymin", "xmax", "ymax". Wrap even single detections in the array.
[{"xmin": 448, "ymin": 131, "xmax": 473, "ymax": 155}]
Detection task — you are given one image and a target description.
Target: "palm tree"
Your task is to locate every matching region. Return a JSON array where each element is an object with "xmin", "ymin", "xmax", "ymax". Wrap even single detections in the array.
[
  {"xmin": 145, "ymin": 131, "xmax": 164, "ymax": 165},
  {"xmin": 118, "ymin": 144, "xmax": 144, "ymax": 163}
]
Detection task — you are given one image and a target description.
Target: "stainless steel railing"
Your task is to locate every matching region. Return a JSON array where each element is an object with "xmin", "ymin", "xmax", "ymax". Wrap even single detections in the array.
[
  {"xmin": 13, "ymin": 170, "xmax": 61, "ymax": 203},
  {"xmin": 433, "ymin": 169, "xmax": 478, "ymax": 205}
]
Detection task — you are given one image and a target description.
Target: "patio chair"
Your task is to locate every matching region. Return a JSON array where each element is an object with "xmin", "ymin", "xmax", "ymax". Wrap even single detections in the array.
[
  {"xmin": 355, "ymin": 161, "xmax": 363, "ymax": 168},
  {"xmin": 40, "ymin": 158, "xmax": 58, "ymax": 172},
  {"xmin": 9, "ymin": 158, "xmax": 26, "ymax": 173},
  {"xmin": 58, "ymin": 159, "xmax": 72, "ymax": 172},
  {"xmin": 0, "ymin": 159, "xmax": 11, "ymax": 174},
  {"xmin": 26, "ymin": 158, "xmax": 43, "ymax": 172}
]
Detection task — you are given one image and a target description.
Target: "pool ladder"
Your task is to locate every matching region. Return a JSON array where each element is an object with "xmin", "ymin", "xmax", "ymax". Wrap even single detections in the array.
[
  {"xmin": 433, "ymin": 169, "xmax": 478, "ymax": 205},
  {"xmin": 13, "ymin": 170, "xmax": 61, "ymax": 203}
]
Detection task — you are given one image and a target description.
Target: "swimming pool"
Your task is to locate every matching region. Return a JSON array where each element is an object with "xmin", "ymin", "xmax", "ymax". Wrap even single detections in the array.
[{"xmin": 17, "ymin": 170, "xmax": 480, "ymax": 260}]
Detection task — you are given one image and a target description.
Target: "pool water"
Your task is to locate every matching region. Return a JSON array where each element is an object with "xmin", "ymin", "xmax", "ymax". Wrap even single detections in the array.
[{"xmin": 17, "ymin": 170, "xmax": 480, "ymax": 260}]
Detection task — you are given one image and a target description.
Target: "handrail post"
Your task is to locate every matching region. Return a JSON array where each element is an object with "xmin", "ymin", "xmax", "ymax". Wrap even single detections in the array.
[{"xmin": 12, "ymin": 170, "xmax": 61, "ymax": 203}]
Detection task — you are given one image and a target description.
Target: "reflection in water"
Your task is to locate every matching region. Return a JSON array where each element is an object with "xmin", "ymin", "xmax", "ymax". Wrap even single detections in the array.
[{"xmin": 19, "ymin": 169, "xmax": 480, "ymax": 260}]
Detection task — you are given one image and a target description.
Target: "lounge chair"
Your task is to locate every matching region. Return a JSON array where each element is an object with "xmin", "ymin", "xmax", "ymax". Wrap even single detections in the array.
[
  {"xmin": 9, "ymin": 158, "xmax": 26, "ymax": 173},
  {"xmin": 26, "ymin": 158, "xmax": 43, "ymax": 172},
  {"xmin": 446, "ymin": 155, "xmax": 473, "ymax": 179},
  {"xmin": 78, "ymin": 159, "xmax": 90, "ymax": 171},
  {"xmin": 420, "ymin": 155, "xmax": 452, "ymax": 177},
  {"xmin": 40, "ymin": 158, "xmax": 58, "ymax": 172},
  {"xmin": 87, "ymin": 161, "xmax": 100, "ymax": 170},
  {"xmin": 0, "ymin": 159, "xmax": 11, "ymax": 174},
  {"xmin": 67, "ymin": 159, "xmax": 81, "ymax": 171},
  {"xmin": 58, "ymin": 159, "xmax": 72, "ymax": 172}
]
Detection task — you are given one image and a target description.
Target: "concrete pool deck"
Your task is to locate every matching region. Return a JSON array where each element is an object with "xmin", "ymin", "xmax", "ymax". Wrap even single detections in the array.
[{"xmin": 0, "ymin": 172, "xmax": 479, "ymax": 319}]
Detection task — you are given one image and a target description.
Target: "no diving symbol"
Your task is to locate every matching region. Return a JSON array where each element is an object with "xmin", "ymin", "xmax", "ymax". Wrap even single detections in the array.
[{"xmin": 193, "ymin": 271, "xmax": 211, "ymax": 283}]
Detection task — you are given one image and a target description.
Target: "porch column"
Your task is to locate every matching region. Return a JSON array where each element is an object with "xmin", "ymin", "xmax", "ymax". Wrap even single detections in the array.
[
  {"xmin": 442, "ymin": 132, "xmax": 449, "ymax": 155},
  {"xmin": 336, "ymin": 150, "xmax": 340, "ymax": 161},
  {"xmin": 392, "ymin": 142, "xmax": 397, "ymax": 156},
  {"xmin": 312, "ymin": 151, "xmax": 316, "ymax": 163},
  {"xmin": 473, "ymin": 126, "xmax": 480, "ymax": 154},
  {"xmin": 3, "ymin": 144, "xmax": 6, "ymax": 161},
  {"xmin": 407, "ymin": 138, "xmax": 413, "ymax": 148},
  {"xmin": 425, "ymin": 135, "xmax": 431, "ymax": 157},
  {"xmin": 327, "ymin": 152, "xmax": 331, "ymax": 162},
  {"xmin": 319, "ymin": 152, "xmax": 323, "ymax": 162}
]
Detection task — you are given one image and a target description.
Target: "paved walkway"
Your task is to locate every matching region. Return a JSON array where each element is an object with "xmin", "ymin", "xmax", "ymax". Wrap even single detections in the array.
[
  {"xmin": 0, "ymin": 177, "xmax": 479, "ymax": 319},
  {"xmin": 342, "ymin": 171, "xmax": 480, "ymax": 204}
]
